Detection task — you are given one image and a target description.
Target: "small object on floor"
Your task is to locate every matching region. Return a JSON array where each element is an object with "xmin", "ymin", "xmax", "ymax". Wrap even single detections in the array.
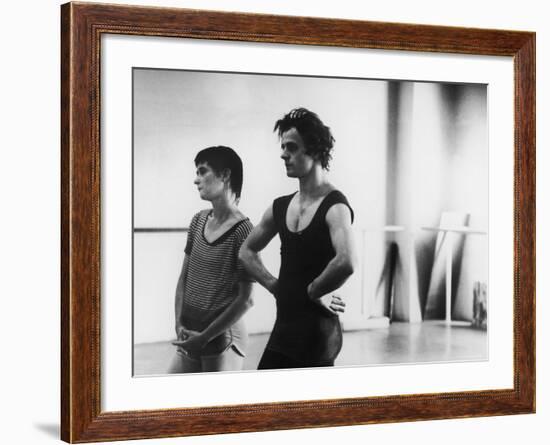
[{"xmin": 472, "ymin": 281, "xmax": 487, "ymax": 330}]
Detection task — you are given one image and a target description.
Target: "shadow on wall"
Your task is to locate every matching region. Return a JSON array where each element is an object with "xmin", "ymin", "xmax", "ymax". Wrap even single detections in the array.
[
  {"xmin": 374, "ymin": 241, "xmax": 399, "ymax": 319},
  {"xmin": 384, "ymin": 81, "xmax": 487, "ymax": 323},
  {"xmin": 414, "ymin": 235, "xmax": 436, "ymax": 319}
]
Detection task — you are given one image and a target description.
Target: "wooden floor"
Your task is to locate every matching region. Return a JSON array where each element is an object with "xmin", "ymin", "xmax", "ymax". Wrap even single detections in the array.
[{"xmin": 133, "ymin": 321, "xmax": 487, "ymax": 376}]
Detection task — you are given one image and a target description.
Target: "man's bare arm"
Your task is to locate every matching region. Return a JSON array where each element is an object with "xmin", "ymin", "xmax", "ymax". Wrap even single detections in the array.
[
  {"xmin": 307, "ymin": 204, "xmax": 357, "ymax": 300},
  {"xmin": 239, "ymin": 206, "xmax": 278, "ymax": 294}
]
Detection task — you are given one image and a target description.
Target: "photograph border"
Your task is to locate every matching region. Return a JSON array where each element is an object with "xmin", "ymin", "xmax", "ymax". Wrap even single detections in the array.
[{"xmin": 61, "ymin": 2, "xmax": 535, "ymax": 442}]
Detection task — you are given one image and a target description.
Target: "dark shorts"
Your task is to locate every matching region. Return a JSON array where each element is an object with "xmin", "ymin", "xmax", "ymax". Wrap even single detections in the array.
[{"xmin": 258, "ymin": 348, "xmax": 335, "ymax": 370}]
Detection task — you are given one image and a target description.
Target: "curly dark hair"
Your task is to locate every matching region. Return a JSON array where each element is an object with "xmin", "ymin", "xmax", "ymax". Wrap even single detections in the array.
[
  {"xmin": 273, "ymin": 108, "xmax": 335, "ymax": 170},
  {"xmin": 194, "ymin": 146, "xmax": 243, "ymax": 199}
]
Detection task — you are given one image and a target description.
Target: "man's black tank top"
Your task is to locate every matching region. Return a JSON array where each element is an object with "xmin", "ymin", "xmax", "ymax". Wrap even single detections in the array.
[{"xmin": 266, "ymin": 190, "xmax": 354, "ymax": 365}]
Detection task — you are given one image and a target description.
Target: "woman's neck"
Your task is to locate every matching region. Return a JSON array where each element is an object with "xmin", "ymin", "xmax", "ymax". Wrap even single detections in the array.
[{"xmin": 209, "ymin": 193, "xmax": 238, "ymax": 222}]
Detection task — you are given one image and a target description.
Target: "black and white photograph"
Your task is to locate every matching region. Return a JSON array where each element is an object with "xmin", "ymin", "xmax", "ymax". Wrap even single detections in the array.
[
  {"xmin": 4, "ymin": 0, "xmax": 545, "ymax": 443},
  {"xmin": 132, "ymin": 68, "xmax": 488, "ymax": 376}
]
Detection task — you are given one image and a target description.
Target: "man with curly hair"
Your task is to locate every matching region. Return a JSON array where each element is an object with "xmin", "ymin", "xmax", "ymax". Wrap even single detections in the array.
[{"xmin": 240, "ymin": 108, "xmax": 357, "ymax": 369}]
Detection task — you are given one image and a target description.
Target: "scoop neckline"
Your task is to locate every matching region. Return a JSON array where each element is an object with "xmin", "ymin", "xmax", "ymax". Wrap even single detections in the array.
[
  {"xmin": 201, "ymin": 210, "xmax": 249, "ymax": 245},
  {"xmin": 284, "ymin": 190, "xmax": 338, "ymax": 235}
]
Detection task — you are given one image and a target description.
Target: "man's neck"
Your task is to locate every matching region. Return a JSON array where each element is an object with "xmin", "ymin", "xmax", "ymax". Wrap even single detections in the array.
[{"xmin": 298, "ymin": 164, "xmax": 329, "ymax": 199}]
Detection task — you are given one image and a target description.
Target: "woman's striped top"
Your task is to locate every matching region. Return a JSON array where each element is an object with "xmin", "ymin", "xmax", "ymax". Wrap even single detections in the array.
[{"xmin": 181, "ymin": 209, "xmax": 254, "ymax": 333}]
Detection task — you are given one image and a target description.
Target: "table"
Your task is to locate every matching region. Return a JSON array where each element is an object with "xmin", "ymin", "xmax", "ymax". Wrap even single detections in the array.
[{"xmin": 421, "ymin": 226, "xmax": 487, "ymax": 324}]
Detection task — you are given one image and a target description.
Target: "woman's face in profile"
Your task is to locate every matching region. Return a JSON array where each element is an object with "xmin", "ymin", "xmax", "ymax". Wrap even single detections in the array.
[{"xmin": 193, "ymin": 162, "xmax": 225, "ymax": 201}]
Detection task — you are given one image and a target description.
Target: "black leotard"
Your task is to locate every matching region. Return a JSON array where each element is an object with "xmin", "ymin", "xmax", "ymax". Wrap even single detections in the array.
[{"xmin": 260, "ymin": 190, "xmax": 354, "ymax": 368}]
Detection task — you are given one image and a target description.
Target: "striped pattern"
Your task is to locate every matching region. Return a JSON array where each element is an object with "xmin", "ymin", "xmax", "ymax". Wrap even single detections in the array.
[{"xmin": 182, "ymin": 210, "xmax": 253, "ymax": 328}]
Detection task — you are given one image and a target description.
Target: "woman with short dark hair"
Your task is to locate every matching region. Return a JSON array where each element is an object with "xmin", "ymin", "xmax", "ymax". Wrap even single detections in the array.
[{"xmin": 167, "ymin": 146, "xmax": 254, "ymax": 373}]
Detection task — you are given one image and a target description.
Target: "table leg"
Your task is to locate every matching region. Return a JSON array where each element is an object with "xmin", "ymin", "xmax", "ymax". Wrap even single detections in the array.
[{"xmin": 445, "ymin": 233, "xmax": 454, "ymax": 324}]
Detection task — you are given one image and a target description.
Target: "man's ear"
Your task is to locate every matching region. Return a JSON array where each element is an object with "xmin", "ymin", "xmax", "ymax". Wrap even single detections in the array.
[{"xmin": 309, "ymin": 149, "xmax": 323, "ymax": 164}]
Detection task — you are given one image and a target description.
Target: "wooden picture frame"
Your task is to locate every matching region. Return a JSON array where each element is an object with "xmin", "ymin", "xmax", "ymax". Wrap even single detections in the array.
[{"xmin": 61, "ymin": 2, "xmax": 535, "ymax": 442}]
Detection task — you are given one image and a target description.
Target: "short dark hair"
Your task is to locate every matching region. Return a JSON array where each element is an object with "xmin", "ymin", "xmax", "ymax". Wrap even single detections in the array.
[
  {"xmin": 273, "ymin": 107, "xmax": 335, "ymax": 170},
  {"xmin": 194, "ymin": 146, "xmax": 243, "ymax": 199}
]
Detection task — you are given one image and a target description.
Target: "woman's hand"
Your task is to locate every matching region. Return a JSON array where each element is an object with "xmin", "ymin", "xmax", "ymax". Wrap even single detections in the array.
[
  {"xmin": 171, "ymin": 328, "xmax": 207, "ymax": 354},
  {"xmin": 176, "ymin": 325, "xmax": 187, "ymax": 341}
]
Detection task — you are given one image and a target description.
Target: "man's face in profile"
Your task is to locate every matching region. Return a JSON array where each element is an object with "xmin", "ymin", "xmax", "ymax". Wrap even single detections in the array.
[{"xmin": 280, "ymin": 127, "xmax": 315, "ymax": 178}]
